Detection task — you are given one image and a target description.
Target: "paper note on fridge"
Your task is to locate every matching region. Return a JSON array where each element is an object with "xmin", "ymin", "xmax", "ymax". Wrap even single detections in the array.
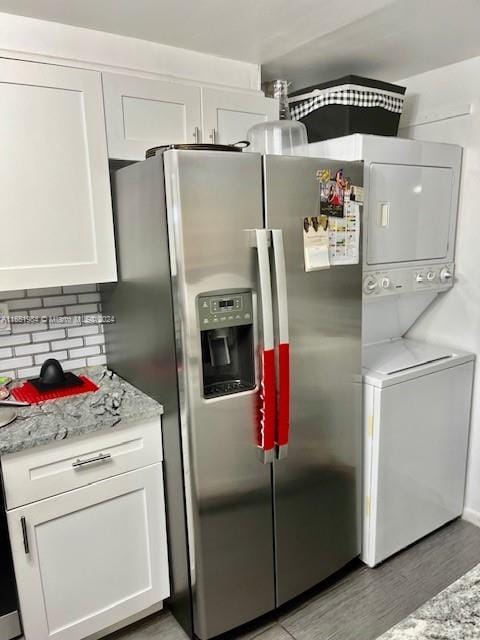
[
  {"xmin": 303, "ymin": 216, "xmax": 330, "ymax": 272},
  {"xmin": 328, "ymin": 201, "xmax": 360, "ymax": 266}
]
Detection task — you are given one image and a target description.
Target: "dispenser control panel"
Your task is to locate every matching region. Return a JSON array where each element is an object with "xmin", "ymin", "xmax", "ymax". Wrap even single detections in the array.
[
  {"xmin": 198, "ymin": 292, "xmax": 253, "ymax": 328},
  {"xmin": 198, "ymin": 291, "xmax": 255, "ymax": 399},
  {"xmin": 363, "ymin": 263, "xmax": 454, "ymax": 299}
]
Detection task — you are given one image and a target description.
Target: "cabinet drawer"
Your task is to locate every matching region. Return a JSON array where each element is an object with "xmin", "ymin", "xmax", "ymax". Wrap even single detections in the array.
[{"xmin": 2, "ymin": 417, "xmax": 162, "ymax": 509}]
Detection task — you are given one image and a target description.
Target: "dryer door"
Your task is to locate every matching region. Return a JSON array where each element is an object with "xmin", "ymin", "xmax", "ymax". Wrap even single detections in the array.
[{"xmin": 367, "ymin": 164, "xmax": 453, "ymax": 265}]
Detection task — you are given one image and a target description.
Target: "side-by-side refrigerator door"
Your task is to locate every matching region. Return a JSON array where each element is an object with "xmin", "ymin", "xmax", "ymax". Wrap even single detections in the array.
[
  {"xmin": 163, "ymin": 150, "xmax": 275, "ymax": 639},
  {"xmin": 263, "ymin": 155, "xmax": 363, "ymax": 605}
]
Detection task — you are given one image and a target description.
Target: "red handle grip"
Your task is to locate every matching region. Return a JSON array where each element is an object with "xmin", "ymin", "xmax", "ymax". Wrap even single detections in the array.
[
  {"xmin": 276, "ymin": 343, "xmax": 290, "ymax": 455},
  {"xmin": 257, "ymin": 348, "xmax": 276, "ymax": 462}
]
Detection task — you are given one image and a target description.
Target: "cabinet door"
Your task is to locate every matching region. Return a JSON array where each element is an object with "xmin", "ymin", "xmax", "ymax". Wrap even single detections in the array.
[
  {"xmin": 202, "ymin": 88, "xmax": 278, "ymax": 145},
  {"xmin": 0, "ymin": 58, "xmax": 116, "ymax": 291},
  {"xmin": 103, "ymin": 73, "xmax": 202, "ymax": 160},
  {"xmin": 7, "ymin": 464, "xmax": 169, "ymax": 640}
]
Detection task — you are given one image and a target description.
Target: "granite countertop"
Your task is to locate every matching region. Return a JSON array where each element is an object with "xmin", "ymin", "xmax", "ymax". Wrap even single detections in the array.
[
  {"xmin": 379, "ymin": 562, "xmax": 480, "ymax": 639},
  {"xmin": 0, "ymin": 367, "xmax": 163, "ymax": 456}
]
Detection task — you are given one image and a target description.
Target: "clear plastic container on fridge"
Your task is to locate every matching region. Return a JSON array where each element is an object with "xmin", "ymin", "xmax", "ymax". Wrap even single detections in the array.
[
  {"xmin": 247, "ymin": 119, "xmax": 308, "ymax": 156},
  {"xmin": 247, "ymin": 79, "xmax": 308, "ymax": 156}
]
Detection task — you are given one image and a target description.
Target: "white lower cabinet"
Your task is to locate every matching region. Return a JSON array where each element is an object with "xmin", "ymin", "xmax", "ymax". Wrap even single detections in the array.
[{"xmin": 7, "ymin": 463, "xmax": 169, "ymax": 640}]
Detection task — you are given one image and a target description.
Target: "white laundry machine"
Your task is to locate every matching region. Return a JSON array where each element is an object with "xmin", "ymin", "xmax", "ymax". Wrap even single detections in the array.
[
  {"xmin": 310, "ymin": 134, "xmax": 475, "ymax": 566},
  {"xmin": 363, "ymin": 339, "xmax": 473, "ymax": 567}
]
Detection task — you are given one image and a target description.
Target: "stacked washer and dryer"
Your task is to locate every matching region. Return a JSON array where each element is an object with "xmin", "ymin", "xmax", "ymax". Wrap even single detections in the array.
[{"xmin": 310, "ymin": 134, "xmax": 474, "ymax": 567}]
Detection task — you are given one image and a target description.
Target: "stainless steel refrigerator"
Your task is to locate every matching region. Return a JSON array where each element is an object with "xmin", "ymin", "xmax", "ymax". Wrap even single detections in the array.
[{"xmin": 103, "ymin": 149, "xmax": 363, "ymax": 640}]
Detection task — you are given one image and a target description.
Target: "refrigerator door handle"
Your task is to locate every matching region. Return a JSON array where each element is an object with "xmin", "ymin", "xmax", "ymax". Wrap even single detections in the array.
[
  {"xmin": 271, "ymin": 229, "xmax": 290, "ymax": 460},
  {"xmin": 253, "ymin": 228, "xmax": 276, "ymax": 464}
]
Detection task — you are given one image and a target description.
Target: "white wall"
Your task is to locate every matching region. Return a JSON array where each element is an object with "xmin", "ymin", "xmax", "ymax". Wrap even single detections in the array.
[
  {"xmin": 398, "ymin": 56, "xmax": 480, "ymax": 524},
  {"xmin": 0, "ymin": 11, "xmax": 261, "ymax": 91}
]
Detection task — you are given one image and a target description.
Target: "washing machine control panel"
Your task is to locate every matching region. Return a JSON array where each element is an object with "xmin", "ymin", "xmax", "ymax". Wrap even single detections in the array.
[{"xmin": 363, "ymin": 263, "xmax": 454, "ymax": 299}]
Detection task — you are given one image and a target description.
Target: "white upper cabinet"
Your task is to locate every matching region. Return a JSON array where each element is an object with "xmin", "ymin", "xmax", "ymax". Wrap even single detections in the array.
[
  {"xmin": 201, "ymin": 87, "xmax": 278, "ymax": 145},
  {"xmin": 0, "ymin": 58, "xmax": 117, "ymax": 292},
  {"xmin": 102, "ymin": 73, "xmax": 277, "ymax": 159},
  {"xmin": 103, "ymin": 73, "xmax": 202, "ymax": 160}
]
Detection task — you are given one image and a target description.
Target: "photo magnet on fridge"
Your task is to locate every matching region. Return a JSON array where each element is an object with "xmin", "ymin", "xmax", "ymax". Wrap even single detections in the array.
[{"xmin": 318, "ymin": 168, "xmax": 352, "ymax": 218}]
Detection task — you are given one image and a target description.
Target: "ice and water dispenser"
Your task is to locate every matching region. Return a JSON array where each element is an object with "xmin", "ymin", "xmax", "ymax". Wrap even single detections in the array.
[{"xmin": 198, "ymin": 291, "xmax": 255, "ymax": 399}]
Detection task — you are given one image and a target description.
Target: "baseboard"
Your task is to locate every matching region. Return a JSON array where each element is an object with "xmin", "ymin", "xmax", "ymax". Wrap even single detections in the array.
[{"xmin": 462, "ymin": 508, "xmax": 480, "ymax": 527}]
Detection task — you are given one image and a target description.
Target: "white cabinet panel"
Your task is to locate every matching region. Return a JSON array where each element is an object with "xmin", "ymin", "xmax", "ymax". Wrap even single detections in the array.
[
  {"xmin": 202, "ymin": 88, "xmax": 277, "ymax": 144},
  {"xmin": 8, "ymin": 464, "xmax": 169, "ymax": 640},
  {"xmin": 0, "ymin": 58, "xmax": 116, "ymax": 292},
  {"xmin": 103, "ymin": 73, "xmax": 201, "ymax": 160}
]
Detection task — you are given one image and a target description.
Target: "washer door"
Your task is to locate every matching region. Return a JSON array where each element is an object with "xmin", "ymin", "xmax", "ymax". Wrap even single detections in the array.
[{"xmin": 363, "ymin": 339, "xmax": 452, "ymax": 375}]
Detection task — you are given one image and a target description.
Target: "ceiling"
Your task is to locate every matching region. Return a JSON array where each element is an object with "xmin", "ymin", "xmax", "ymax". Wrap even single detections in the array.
[
  {"xmin": 0, "ymin": 0, "xmax": 395, "ymax": 63},
  {"xmin": 0, "ymin": 0, "xmax": 479, "ymax": 87},
  {"xmin": 263, "ymin": 0, "xmax": 480, "ymax": 89}
]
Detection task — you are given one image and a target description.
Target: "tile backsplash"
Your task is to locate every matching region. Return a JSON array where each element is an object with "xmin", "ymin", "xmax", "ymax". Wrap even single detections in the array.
[{"xmin": 0, "ymin": 284, "xmax": 106, "ymax": 380}]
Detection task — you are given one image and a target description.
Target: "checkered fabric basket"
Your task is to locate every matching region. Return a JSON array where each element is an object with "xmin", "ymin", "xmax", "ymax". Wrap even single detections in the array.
[{"xmin": 288, "ymin": 75, "xmax": 406, "ymax": 142}]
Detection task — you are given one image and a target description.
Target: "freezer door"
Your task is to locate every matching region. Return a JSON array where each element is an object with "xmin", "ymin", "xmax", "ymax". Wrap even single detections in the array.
[
  {"xmin": 263, "ymin": 155, "xmax": 363, "ymax": 605},
  {"xmin": 164, "ymin": 150, "xmax": 275, "ymax": 639}
]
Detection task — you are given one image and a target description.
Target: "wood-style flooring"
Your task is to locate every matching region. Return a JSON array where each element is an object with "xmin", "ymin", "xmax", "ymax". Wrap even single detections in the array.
[{"xmin": 105, "ymin": 519, "xmax": 480, "ymax": 640}]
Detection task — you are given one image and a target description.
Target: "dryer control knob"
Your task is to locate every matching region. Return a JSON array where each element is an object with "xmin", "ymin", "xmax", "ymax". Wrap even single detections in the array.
[
  {"xmin": 416, "ymin": 273, "xmax": 425, "ymax": 283},
  {"xmin": 440, "ymin": 267, "xmax": 453, "ymax": 283},
  {"xmin": 426, "ymin": 271, "xmax": 436, "ymax": 282},
  {"xmin": 381, "ymin": 277, "xmax": 391, "ymax": 289},
  {"xmin": 363, "ymin": 276, "xmax": 378, "ymax": 295}
]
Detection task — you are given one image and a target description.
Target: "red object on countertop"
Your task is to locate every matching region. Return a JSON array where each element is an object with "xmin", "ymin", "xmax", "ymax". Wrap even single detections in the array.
[{"xmin": 11, "ymin": 376, "xmax": 99, "ymax": 404}]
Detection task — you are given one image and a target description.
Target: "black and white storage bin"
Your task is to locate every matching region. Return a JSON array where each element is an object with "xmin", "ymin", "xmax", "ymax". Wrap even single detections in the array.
[{"xmin": 288, "ymin": 75, "xmax": 406, "ymax": 142}]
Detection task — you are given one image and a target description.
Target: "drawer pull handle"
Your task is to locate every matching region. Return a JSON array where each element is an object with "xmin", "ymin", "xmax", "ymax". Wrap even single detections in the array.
[
  {"xmin": 21, "ymin": 516, "xmax": 29, "ymax": 554},
  {"xmin": 72, "ymin": 452, "xmax": 112, "ymax": 468}
]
